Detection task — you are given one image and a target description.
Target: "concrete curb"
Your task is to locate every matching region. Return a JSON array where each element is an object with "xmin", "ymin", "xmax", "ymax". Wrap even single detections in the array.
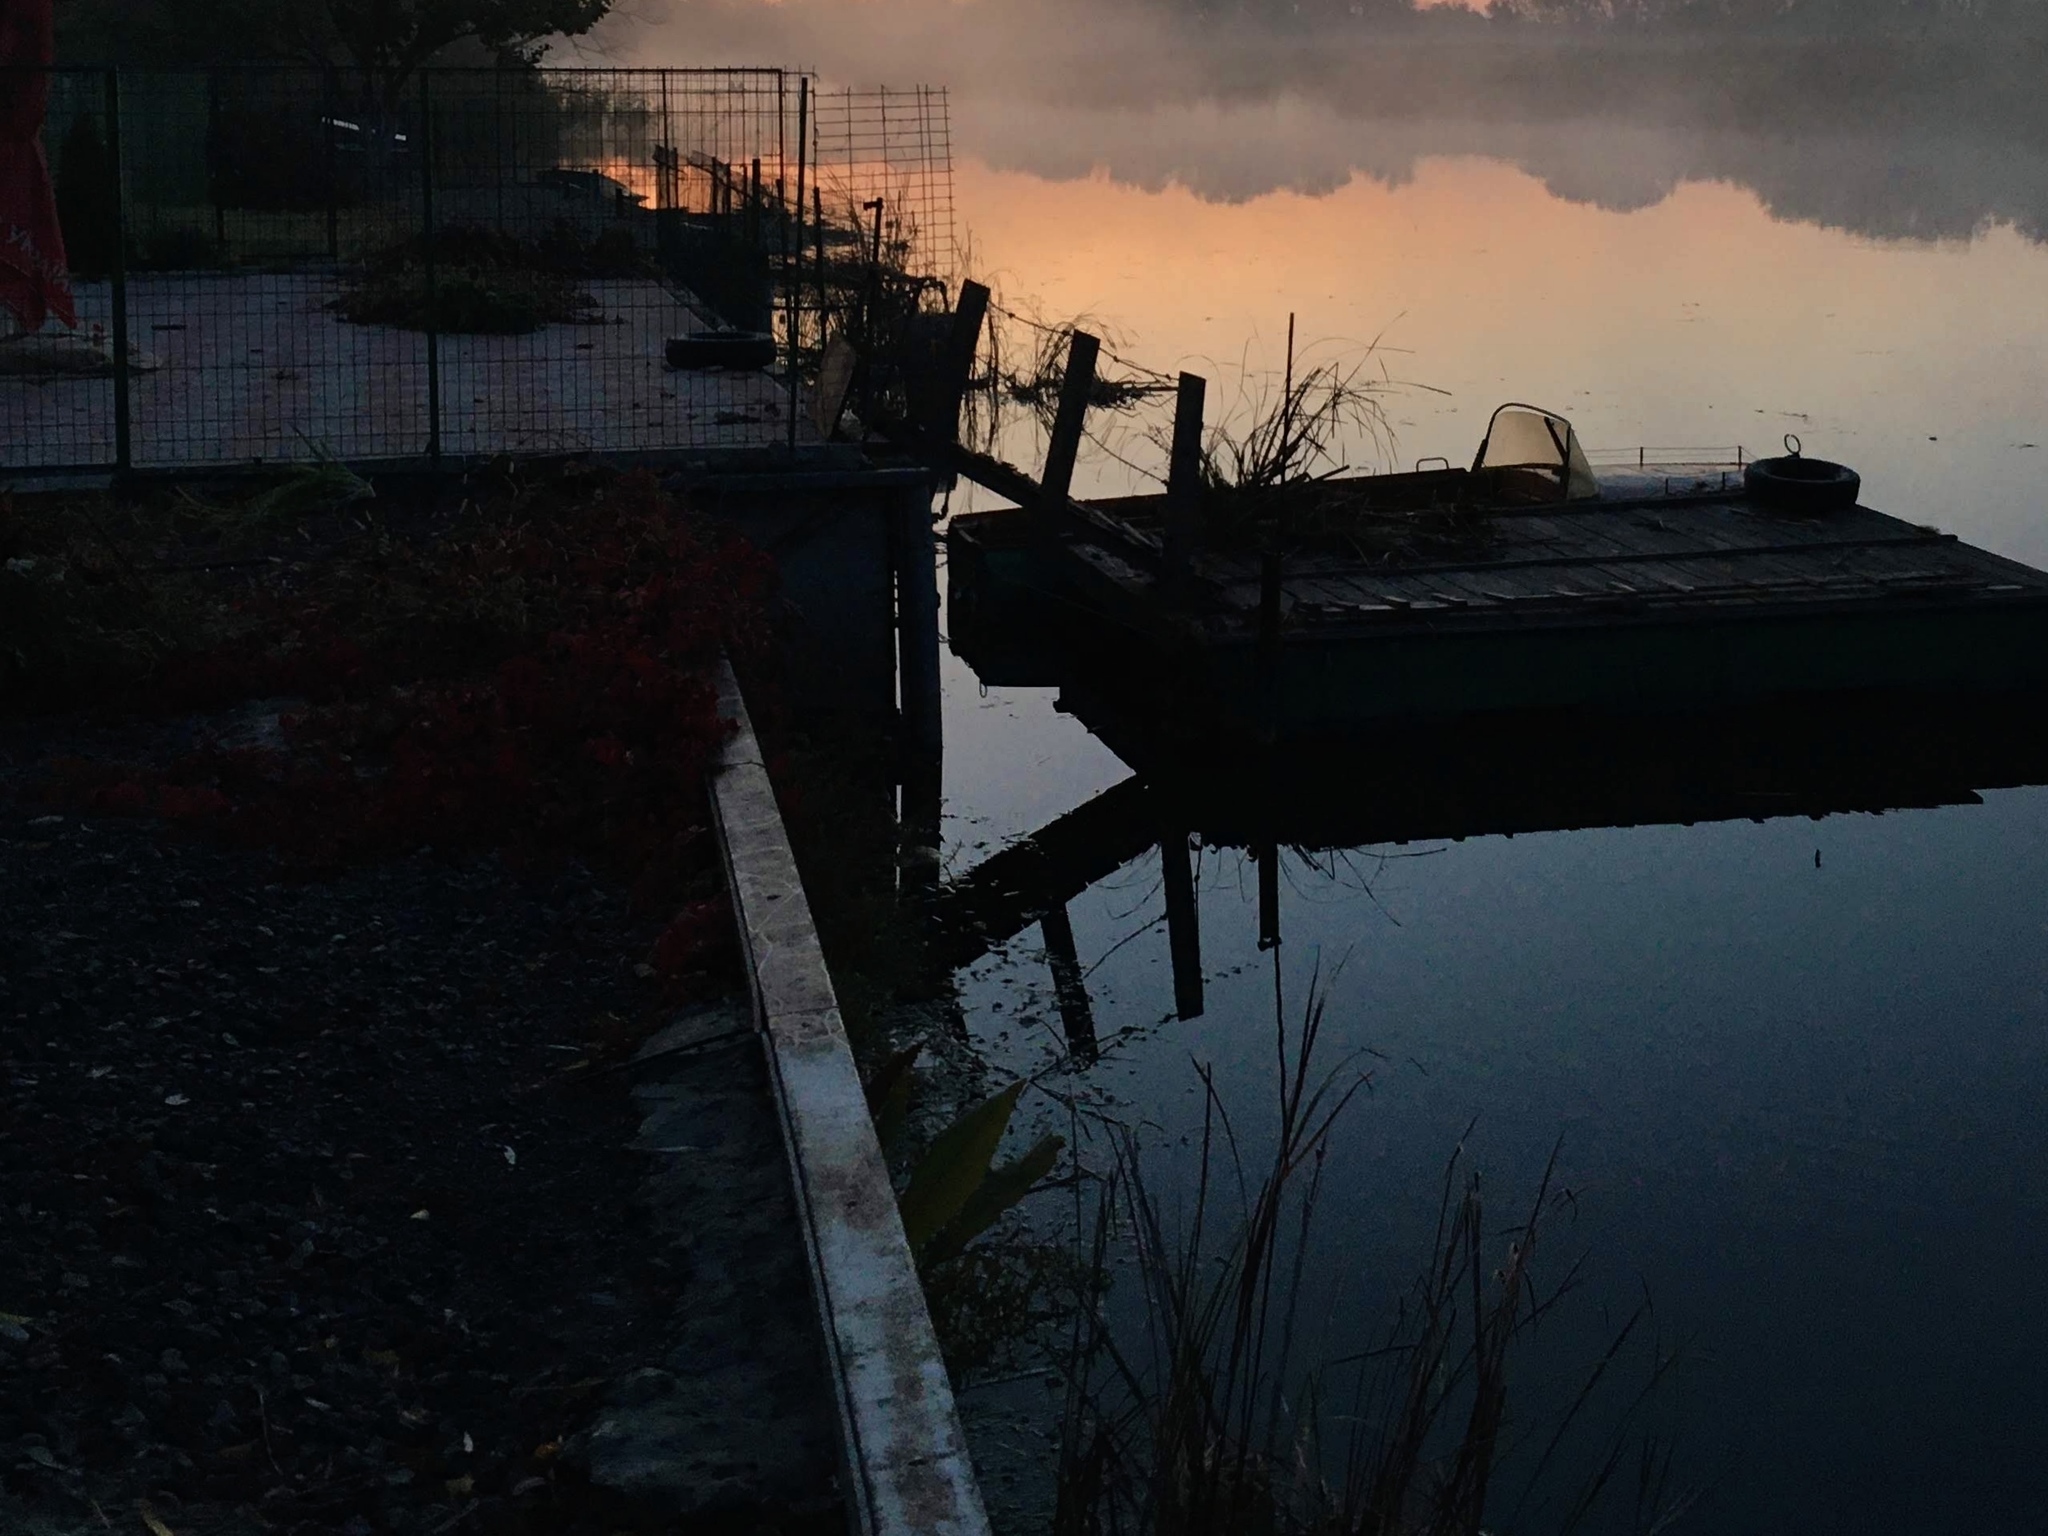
[{"xmin": 709, "ymin": 659, "xmax": 991, "ymax": 1536}]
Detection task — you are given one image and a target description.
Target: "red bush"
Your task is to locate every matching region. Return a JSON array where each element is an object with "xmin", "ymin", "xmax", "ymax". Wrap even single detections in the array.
[{"xmin": 45, "ymin": 469, "xmax": 773, "ymax": 974}]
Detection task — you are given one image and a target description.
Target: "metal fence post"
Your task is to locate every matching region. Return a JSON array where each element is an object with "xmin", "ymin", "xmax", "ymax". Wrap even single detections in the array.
[
  {"xmin": 787, "ymin": 75, "xmax": 807, "ymax": 452},
  {"xmin": 323, "ymin": 71, "xmax": 340, "ymax": 261},
  {"xmin": 207, "ymin": 71, "xmax": 225, "ymax": 252},
  {"xmin": 420, "ymin": 71, "xmax": 441, "ymax": 469},
  {"xmin": 105, "ymin": 67, "xmax": 132, "ymax": 476}
]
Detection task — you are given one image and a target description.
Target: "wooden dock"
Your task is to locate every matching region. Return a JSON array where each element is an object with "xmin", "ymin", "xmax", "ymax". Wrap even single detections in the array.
[
  {"xmin": 949, "ymin": 479, "xmax": 2048, "ymax": 738},
  {"xmin": 877, "ymin": 294, "xmax": 2048, "ymax": 740}
]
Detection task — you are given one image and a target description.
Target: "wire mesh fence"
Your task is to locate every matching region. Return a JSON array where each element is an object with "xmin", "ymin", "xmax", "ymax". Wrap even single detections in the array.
[
  {"xmin": 811, "ymin": 86, "xmax": 958, "ymax": 293},
  {"xmin": 2, "ymin": 67, "xmax": 957, "ymax": 475}
]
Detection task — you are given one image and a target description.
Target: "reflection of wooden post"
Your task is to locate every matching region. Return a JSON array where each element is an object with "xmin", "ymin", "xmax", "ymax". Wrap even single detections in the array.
[
  {"xmin": 1160, "ymin": 830, "xmax": 1203, "ymax": 1020},
  {"xmin": 1038, "ymin": 329, "xmax": 1099, "ymax": 520},
  {"xmin": 899, "ymin": 756, "xmax": 941, "ymax": 898},
  {"xmin": 1041, "ymin": 903, "xmax": 1098, "ymax": 1061},
  {"xmin": 1163, "ymin": 372, "xmax": 1206, "ymax": 592},
  {"xmin": 1257, "ymin": 842, "xmax": 1281, "ymax": 952}
]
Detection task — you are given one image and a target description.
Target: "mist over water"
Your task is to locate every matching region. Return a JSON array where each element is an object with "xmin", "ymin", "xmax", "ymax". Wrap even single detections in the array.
[{"xmin": 609, "ymin": 0, "xmax": 2048, "ymax": 242}]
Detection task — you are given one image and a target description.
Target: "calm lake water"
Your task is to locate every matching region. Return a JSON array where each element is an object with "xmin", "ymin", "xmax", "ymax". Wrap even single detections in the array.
[{"xmin": 933, "ymin": 105, "xmax": 2048, "ymax": 1533}]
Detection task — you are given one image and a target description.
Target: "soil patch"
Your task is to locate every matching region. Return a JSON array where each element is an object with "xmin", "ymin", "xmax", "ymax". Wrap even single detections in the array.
[
  {"xmin": 0, "ymin": 806, "xmax": 679, "ymax": 1535},
  {"xmin": 0, "ymin": 465, "xmax": 836, "ymax": 1533}
]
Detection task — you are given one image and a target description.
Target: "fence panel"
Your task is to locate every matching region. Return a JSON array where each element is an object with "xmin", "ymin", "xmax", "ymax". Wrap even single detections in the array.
[
  {"xmin": 812, "ymin": 86, "xmax": 958, "ymax": 286},
  {"xmin": 3, "ymin": 66, "xmax": 957, "ymax": 476},
  {"xmin": 111, "ymin": 68, "xmax": 432, "ymax": 469}
]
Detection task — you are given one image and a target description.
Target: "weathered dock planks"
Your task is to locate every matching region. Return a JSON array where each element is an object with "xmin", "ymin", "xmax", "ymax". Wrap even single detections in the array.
[{"xmin": 948, "ymin": 482, "xmax": 2048, "ymax": 738}]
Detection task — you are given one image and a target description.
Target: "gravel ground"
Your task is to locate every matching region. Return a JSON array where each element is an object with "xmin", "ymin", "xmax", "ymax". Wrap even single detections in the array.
[{"xmin": 0, "ymin": 734, "xmax": 835, "ymax": 1533}]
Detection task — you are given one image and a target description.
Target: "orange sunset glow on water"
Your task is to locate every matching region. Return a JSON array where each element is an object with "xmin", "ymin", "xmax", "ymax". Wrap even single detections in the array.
[{"xmin": 952, "ymin": 151, "xmax": 2048, "ymax": 559}]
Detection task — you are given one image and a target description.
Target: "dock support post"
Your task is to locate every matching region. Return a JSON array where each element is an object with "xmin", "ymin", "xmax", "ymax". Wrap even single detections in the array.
[
  {"xmin": 1160, "ymin": 829, "xmax": 1203, "ymax": 1020},
  {"xmin": 1038, "ymin": 329, "xmax": 1100, "ymax": 517},
  {"xmin": 1163, "ymin": 371, "xmax": 1206, "ymax": 592},
  {"xmin": 1254, "ymin": 551, "xmax": 1284, "ymax": 744},
  {"xmin": 1040, "ymin": 903, "xmax": 1098, "ymax": 1061},
  {"xmin": 896, "ymin": 486, "xmax": 943, "ymax": 892}
]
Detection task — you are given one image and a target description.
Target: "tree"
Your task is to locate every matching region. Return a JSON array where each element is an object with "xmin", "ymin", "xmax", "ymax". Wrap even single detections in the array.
[
  {"xmin": 58, "ymin": 0, "xmax": 615, "ymax": 97},
  {"xmin": 306, "ymin": 0, "xmax": 615, "ymax": 99}
]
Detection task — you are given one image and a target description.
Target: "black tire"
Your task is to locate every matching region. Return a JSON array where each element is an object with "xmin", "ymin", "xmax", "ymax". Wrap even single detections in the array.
[
  {"xmin": 1744, "ymin": 454, "xmax": 1860, "ymax": 512},
  {"xmin": 664, "ymin": 330, "xmax": 778, "ymax": 371}
]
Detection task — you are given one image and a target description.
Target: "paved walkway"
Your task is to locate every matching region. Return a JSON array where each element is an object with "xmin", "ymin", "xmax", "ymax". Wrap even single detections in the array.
[{"xmin": 3, "ymin": 273, "xmax": 810, "ymax": 472}]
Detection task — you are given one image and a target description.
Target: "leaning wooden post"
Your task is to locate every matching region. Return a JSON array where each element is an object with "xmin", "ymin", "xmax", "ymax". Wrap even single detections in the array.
[
  {"xmin": 1163, "ymin": 371, "xmax": 1206, "ymax": 591},
  {"xmin": 931, "ymin": 278, "xmax": 990, "ymax": 444},
  {"xmin": 1037, "ymin": 329, "xmax": 1100, "ymax": 519}
]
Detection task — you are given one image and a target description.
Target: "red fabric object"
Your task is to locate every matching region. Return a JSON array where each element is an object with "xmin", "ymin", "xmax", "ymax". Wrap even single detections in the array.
[{"xmin": 0, "ymin": 0, "xmax": 75, "ymax": 334}]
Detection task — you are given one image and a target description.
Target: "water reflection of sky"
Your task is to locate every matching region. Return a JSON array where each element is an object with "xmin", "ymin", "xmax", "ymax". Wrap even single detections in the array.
[
  {"xmin": 934, "ymin": 127, "xmax": 2048, "ymax": 1530},
  {"xmin": 958, "ymin": 147, "xmax": 2048, "ymax": 568},
  {"xmin": 952, "ymin": 763, "xmax": 2048, "ymax": 1528}
]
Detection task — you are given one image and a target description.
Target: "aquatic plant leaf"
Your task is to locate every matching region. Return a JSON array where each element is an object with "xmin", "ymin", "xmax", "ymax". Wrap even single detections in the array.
[
  {"xmin": 897, "ymin": 1079, "xmax": 1024, "ymax": 1257},
  {"xmin": 921, "ymin": 1132, "xmax": 1063, "ymax": 1269}
]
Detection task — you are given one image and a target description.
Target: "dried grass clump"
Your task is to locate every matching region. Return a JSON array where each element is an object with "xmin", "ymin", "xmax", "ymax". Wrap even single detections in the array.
[
  {"xmin": 330, "ymin": 223, "xmax": 649, "ymax": 334},
  {"xmin": 1189, "ymin": 323, "xmax": 1487, "ymax": 564}
]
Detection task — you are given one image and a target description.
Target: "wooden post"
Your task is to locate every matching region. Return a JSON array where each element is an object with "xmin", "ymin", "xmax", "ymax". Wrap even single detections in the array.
[
  {"xmin": 931, "ymin": 279, "xmax": 989, "ymax": 444},
  {"xmin": 1040, "ymin": 903, "xmax": 1098, "ymax": 1061},
  {"xmin": 1254, "ymin": 549, "xmax": 1283, "ymax": 744},
  {"xmin": 1160, "ymin": 830, "xmax": 1203, "ymax": 1020},
  {"xmin": 1163, "ymin": 371, "xmax": 1206, "ymax": 589},
  {"xmin": 1038, "ymin": 329, "xmax": 1099, "ymax": 518},
  {"xmin": 896, "ymin": 490, "xmax": 942, "ymax": 746},
  {"xmin": 895, "ymin": 484, "xmax": 943, "ymax": 888}
]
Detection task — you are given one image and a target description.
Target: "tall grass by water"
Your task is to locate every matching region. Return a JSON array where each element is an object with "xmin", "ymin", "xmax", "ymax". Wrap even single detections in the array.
[{"xmin": 1045, "ymin": 956, "xmax": 1693, "ymax": 1536}]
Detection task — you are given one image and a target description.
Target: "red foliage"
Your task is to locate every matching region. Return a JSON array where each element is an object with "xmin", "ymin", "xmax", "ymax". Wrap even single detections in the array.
[{"xmin": 47, "ymin": 469, "xmax": 771, "ymax": 977}]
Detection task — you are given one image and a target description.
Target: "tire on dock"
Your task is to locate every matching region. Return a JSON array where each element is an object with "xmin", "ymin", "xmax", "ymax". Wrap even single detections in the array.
[
  {"xmin": 1745, "ymin": 439, "xmax": 1860, "ymax": 512},
  {"xmin": 665, "ymin": 329, "xmax": 778, "ymax": 371}
]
